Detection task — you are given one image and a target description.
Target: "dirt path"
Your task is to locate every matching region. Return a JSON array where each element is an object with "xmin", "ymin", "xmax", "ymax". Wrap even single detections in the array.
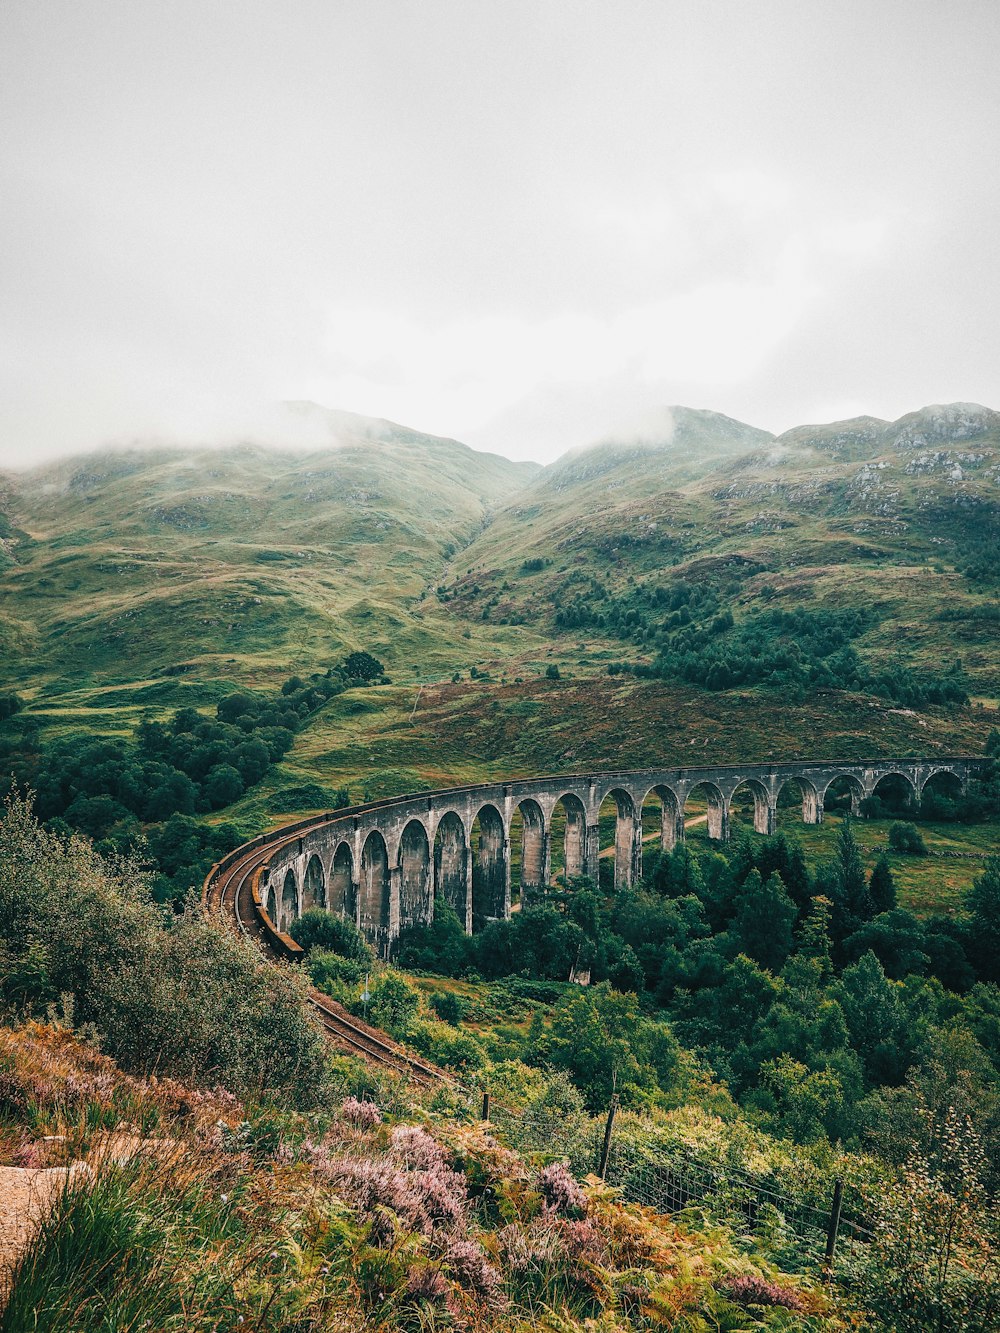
[{"xmin": 0, "ymin": 1164, "xmax": 81, "ymax": 1295}]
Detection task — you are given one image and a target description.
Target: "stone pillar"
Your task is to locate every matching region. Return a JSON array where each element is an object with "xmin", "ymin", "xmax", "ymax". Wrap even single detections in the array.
[
  {"xmin": 765, "ymin": 803, "xmax": 777, "ymax": 836},
  {"xmin": 502, "ymin": 835, "xmax": 512, "ymax": 919},
  {"xmin": 584, "ymin": 822, "xmax": 601, "ymax": 881},
  {"xmin": 540, "ymin": 829, "xmax": 551, "ymax": 895},
  {"xmin": 464, "ymin": 850, "xmax": 474, "ymax": 935},
  {"xmin": 674, "ymin": 811, "xmax": 686, "ymax": 845},
  {"xmin": 352, "ymin": 881, "xmax": 362, "ymax": 930},
  {"xmin": 388, "ymin": 865, "xmax": 402, "ymax": 940},
  {"xmin": 630, "ymin": 818, "xmax": 643, "ymax": 886}
]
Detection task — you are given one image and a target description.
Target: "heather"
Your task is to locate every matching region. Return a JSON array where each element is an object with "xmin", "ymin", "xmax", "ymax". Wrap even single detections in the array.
[{"xmin": 0, "ymin": 1024, "xmax": 842, "ymax": 1331}]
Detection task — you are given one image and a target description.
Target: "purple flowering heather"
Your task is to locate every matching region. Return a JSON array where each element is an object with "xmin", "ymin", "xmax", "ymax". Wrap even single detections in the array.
[
  {"xmin": 536, "ymin": 1160, "xmax": 587, "ymax": 1215},
  {"xmin": 339, "ymin": 1096, "xmax": 382, "ymax": 1129},
  {"xmin": 441, "ymin": 1238, "xmax": 505, "ymax": 1302},
  {"xmin": 390, "ymin": 1123, "xmax": 446, "ymax": 1170},
  {"xmin": 719, "ymin": 1274, "xmax": 806, "ymax": 1311}
]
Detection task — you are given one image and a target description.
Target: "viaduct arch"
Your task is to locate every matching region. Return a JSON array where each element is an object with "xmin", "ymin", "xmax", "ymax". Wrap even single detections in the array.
[{"xmin": 237, "ymin": 756, "xmax": 980, "ymax": 957}]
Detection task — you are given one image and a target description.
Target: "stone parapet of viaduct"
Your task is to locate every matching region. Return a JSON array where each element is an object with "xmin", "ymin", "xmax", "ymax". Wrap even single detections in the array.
[{"xmin": 246, "ymin": 756, "xmax": 980, "ymax": 956}]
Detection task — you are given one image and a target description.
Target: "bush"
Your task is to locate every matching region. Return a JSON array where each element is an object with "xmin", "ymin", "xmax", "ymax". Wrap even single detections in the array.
[
  {"xmin": 290, "ymin": 909, "xmax": 373, "ymax": 962},
  {"xmin": 307, "ymin": 949, "xmax": 368, "ymax": 990},
  {"xmin": 428, "ymin": 990, "xmax": 467, "ymax": 1025},
  {"xmin": 0, "ymin": 793, "xmax": 330, "ymax": 1104},
  {"xmin": 888, "ymin": 822, "xmax": 928, "ymax": 855}
]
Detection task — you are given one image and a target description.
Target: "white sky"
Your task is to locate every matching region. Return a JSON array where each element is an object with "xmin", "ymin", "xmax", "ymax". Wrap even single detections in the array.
[{"xmin": 1, "ymin": 0, "xmax": 998, "ymax": 465}]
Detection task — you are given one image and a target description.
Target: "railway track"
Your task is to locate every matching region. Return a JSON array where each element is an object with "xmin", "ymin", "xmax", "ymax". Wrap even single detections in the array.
[{"xmin": 205, "ymin": 836, "xmax": 450, "ymax": 1087}]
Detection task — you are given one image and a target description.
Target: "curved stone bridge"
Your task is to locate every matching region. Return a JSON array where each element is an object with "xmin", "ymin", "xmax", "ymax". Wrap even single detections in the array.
[{"xmin": 250, "ymin": 756, "xmax": 980, "ymax": 956}]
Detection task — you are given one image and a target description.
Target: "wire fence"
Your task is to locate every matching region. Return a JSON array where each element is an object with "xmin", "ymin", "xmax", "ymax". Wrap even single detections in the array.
[{"xmin": 469, "ymin": 1088, "xmax": 872, "ymax": 1274}]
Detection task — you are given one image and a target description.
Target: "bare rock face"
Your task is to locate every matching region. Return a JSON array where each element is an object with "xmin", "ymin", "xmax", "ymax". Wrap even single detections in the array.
[{"xmin": 887, "ymin": 403, "xmax": 1000, "ymax": 450}]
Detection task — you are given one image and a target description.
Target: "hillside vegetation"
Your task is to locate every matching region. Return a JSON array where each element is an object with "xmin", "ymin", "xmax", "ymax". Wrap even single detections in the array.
[
  {"xmin": 3, "ymin": 800, "xmax": 999, "ymax": 1330},
  {"xmin": 1, "ymin": 401, "xmax": 999, "ymax": 1328}
]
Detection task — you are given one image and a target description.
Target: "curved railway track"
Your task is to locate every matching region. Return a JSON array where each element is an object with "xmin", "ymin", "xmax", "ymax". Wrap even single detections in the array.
[{"xmin": 205, "ymin": 836, "xmax": 450, "ymax": 1087}]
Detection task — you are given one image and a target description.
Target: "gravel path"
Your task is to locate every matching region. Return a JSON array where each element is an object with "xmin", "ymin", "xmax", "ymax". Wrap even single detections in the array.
[{"xmin": 0, "ymin": 1164, "xmax": 84, "ymax": 1297}]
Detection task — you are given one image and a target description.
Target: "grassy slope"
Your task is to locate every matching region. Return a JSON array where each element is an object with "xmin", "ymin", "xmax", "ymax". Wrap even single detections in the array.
[
  {"xmin": 444, "ymin": 402, "xmax": 1000, "ymax": 697},
  {"xmin": 0, "ymin": 407, "xmax": 542, "ymax": 728},
  {"xmin": 1, "ymin": 401, "xmax": 997, "ymax": 840}
]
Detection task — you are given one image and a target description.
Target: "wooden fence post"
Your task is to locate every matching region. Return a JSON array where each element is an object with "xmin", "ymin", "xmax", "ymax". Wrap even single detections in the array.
[
  {"xmin": 481, "ymin": 1091, "xmax": 490, "ymax": 1123},
  {"xmin": 824, "ymin": 1178, "xmax": 844, "ymax": 1274},
  {"xmin": 598, "ymin": 1094, "xmax": 619, "ymax": 1180}
]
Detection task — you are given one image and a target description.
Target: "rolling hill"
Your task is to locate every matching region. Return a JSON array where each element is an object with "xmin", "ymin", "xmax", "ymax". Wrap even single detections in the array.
[{"xmin": 0, "ymin": 400, "xmax": 997, "ymax": 819}]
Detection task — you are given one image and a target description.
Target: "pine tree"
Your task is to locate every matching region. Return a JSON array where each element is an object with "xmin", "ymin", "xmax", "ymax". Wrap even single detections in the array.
[
  {"xmin": 797, "ymin": 894, "xmax": 834, "ymax": 978},
  {"xmin": 868, "ymin": 854, "xmax": 897, "ymax": 915},
  {"xmin": 836, "ymin": 816, "xmax": 873, "ymax": 922},
  {"xmin": 729, "ymin": 869, "xmax": 797, "ymax": 973}
]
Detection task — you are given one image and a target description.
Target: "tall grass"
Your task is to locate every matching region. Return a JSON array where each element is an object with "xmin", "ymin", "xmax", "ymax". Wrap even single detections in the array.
[{"xmin": 2, "ymin": 1155, "xmax": 262, "ymax": 1333}]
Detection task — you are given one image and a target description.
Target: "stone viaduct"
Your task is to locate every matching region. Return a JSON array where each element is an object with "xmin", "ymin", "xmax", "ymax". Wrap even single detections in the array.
[{"xmin": 257, "ymin": 757, "xmax": 980, "ymax": 956}]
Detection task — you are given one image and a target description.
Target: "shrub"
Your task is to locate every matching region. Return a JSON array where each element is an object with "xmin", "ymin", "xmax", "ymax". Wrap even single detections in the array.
[
  {"xmin": 340, "ymin": 1096, "xmax": 382, "ymax": 1129},
  {"xmin": 717, "ymin": 1274, "xmax": 806, "ymax": 1311},
  {"xmin": 0, "ymin": 795, "xmax": 329, "ymax": 1105},
  {"xmin": 888, "ymin": 821, "xmax": 928, "ymax": 855},
  {"xmin": 290, "ymin": 909, "xmax": 373, "ymax": 962},
  {"xmin": 429, "ymin": 989, "xmax": 467, "ymax": 1025},
  {"xmin": 306, "ymin": 949, "xmax": 368, "ymax": 990},
  {"xmin": 440, "ymin": 1238, "xmax": 504, "ymax": 1301}
]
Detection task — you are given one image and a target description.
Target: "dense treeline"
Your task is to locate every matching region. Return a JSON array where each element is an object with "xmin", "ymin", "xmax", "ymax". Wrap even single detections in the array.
[
  {"xmin": 553, "ymin": 563, "xmax": 969, "ymax": 707},
  {"xmin": 0, "ymin": 658, "xmax": 379, "ymax": 901},
  {"xmin": 390, "ymin": 737, "xmax": 1000, "ymax": 1156}
]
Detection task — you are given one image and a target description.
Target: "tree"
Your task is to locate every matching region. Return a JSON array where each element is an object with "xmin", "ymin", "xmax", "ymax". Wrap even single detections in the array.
[
  {"xmin": 869, "ymin": 854, "xmax": 897, "ymax": 914},
  {"xmin": 844, "ymin": 910, "xmax": 929, "ymax": 980},
  {"xmin": 797, "ymin": 894, "xmax": 834, "ymax": 978},
  {"xmin": 759, "ymin": 1054, "xmax": 846, "ymax": 1145},
  {"xmin": 539, "ymin": 984, "xmax": 663, "ymax": 1110},
  {"xmin": 837, "ymin": 817, "xmax": 873, "ymax": 921},
  {"xmin": 289, "ymin": 909, "xmax": 373, "ymax": 962},
  {"xmin": 966, "ymin": 856, "xmax": 1000, "ymax": 984},
  {"xmin": 889, "ymin": 822, "xmax": 928, "ymax": 856},
  {"xmin": 203, "ymin": 764, "xmax": 244, "ymax": 809},
  {"xmin": 835, "ymin": 950, "xmax": 912, "ymax": 1086},
  {"xmin": 343, "ymin": 651, "xmax": 384, "ymax": 682},
  {"xmin": 727, "ymin": 869, "xmax": 796, "ymax": 973}
]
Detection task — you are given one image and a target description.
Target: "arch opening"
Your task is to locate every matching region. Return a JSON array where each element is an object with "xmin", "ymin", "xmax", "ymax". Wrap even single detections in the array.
[
  {"xmin": 683, "ymin": 781, "xmax": 727, "ymax": 842},
  {"xmin": 867, "ymin": 772, "xmax": 916, "ymax": 818},
  {"xmin": 775, "ymin": 776, "xmax": 822, "ymax": 827},
  {"xmin": 729, "ymin": 779, "xmax": 773, "ymax": 837},
  {"xmin": 920, "ymin": 768, "xmax": 965, "ymax": 820},
  {"xmin": 360, "ymin": 831, "xmax": 390, "ymax": 949},
  {"xmin": 641, "ymin": 784, "xmax": 681, "ymax": 854},
  {"xmin": 510, "ymin": 798, "xmax": 546, "ymax": 909},
  {"xmin": 302, "ymin": 853, "xmax": 325, "ymax": 913},
  {"xmin": 398, "ymin": 819, "xmax": 432, "ymax": 930},
  {"xmin": 263, "ymin": 879, "xmax": 278, "ymax": 924},
  {"xmin": 598, "ymin": 787, "xmax": 640, "ymax": 890},
  {"xmin": 471, "ymin": 803, "xmax": 507, "ymax": 932},
  {"xmin": 548, "ymin": 792, "xmax": 588, "ymax": 884},
  {"xmin": 823, "ymin": 774, "xmax": 864, "ymax": 817},
  {"xmin": 329, "ymin": 842, "xmax": 355, "ymax": 919},
  {"xmin": 280, "ymin": 867, "xmax": 298, "ymax": 931},
  {"xmin": 433, "ymin": 812, "xmax": 468, "ymax": 930}
]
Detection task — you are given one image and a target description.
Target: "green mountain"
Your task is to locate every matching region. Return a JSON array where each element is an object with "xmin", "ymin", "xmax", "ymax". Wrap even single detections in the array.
[
  {"xmin": 446, "ymin": 402, "xmax": 1000, "ymax": 702},
  {"xmin": 0, "ymin": 404, "xmax": 540, "ymax": 707},
  {"xmin": 0, "ymin": 400, "xmax": 996, "ymax": 814}
]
